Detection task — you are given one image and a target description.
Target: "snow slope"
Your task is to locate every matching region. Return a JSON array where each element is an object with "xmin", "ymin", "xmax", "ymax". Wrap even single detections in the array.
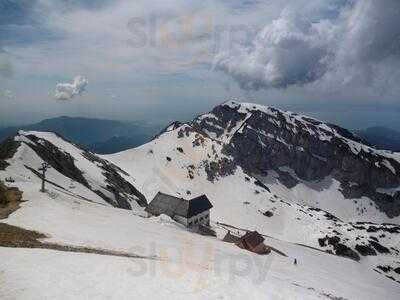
[
  {"xmin": 0, "ymin": 130, "xmax": 146, "ymax": 210},
  {"xmin": 1, "ymin": 102, "xmax": 400, "ymax": 298},
  {"xmin": 1, "ymin": 133, "xmax": 108, "ymax": 206},
  {"xmin": 264, "ymin": 171, "xmax": 397, "ymax": 224},
  {"xmin": 191, "ymin": 101, "xmax": 400, "ymax": 224},
  {"xmin": 1, "ymin": 180, "xmax": 399, "ymax": 300},
  {"xmin": 105, "ymin": 123, "xmax": 400, "ymax": 284}
]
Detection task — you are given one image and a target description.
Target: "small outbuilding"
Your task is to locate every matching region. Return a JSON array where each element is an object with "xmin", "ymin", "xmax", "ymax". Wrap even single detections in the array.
[
  {"xmin": 145, "ymin": 192, "xmax": 213, "ymax": 228},
  {"xmin": 236, "ymin": 231, "xmax": 270, "ymax": 255},
  {"xmin": 222, "ymin": 230, "xmax": 241, "ymax": 243}
]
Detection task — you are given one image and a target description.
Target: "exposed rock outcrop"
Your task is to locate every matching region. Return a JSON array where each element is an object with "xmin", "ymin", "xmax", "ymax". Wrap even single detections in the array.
[
  {"xmin": 192, "ymin": 101, "xmax": 400, "ymax": 217},
  {"xmin": 0, "ymin": 138, "xmax": 20, "ymax": 170},
  {"xmin": 82, "ymin": 151, "xmax": 147, "ymax": 208},
  {"xmin": 0, "ymin": 181, "xmax": 23, "ymax": 207},
  {"xmin": 0, "ymin": 181, "xmax": 23, "ymax": 219}
]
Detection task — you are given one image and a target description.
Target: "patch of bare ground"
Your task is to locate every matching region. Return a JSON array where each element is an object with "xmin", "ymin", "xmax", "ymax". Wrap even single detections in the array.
[
  {"xmin": 0, "ymin": 223, "xmax": 159, "ymax": 260},
  {"xmin": 0, "ymin": 200, "xmax": 23, "ymax": 220},
  {"xmin": 0, "ymin": 223, "xmax": 46, "ymax": 248},
  {"xmin": 0, "ymin": 182, "xmax": 24, "ymax": 220}
]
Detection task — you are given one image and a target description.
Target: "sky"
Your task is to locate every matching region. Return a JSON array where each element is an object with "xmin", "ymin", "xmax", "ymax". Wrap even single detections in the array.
[{"xmin": 0, "ymin": 0, "xmax": 400, "ymax": 130}]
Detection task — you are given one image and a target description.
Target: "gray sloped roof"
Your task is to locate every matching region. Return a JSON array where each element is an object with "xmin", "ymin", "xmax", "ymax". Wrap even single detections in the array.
[
  {"xmin": 145, "ymin": 192, "xmax": 213, "ymax": 218},
  {"xmin": 186, "ymin": 194, "xmax": 213, "ymax": 218}
]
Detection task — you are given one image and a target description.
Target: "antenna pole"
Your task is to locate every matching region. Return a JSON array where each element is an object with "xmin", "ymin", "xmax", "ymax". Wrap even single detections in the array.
[{"xmin": 38, "ymin": 162, "xmax": 51, "ymax": 193}]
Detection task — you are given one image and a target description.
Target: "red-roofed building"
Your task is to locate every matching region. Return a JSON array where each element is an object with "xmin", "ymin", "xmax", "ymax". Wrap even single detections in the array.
[{"xmin": 236, "ymin": 231, "xmax": 270, "ymax": 255}]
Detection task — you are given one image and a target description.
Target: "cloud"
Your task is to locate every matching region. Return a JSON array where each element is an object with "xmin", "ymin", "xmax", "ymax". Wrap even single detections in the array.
[
  {"xmin": 7, "ymin": 0, "xmax": 279, "ymax": 80},
  {"xmin": 214, "ymin": 9, "xmax": 333, "ymax": 90},
  {"xmin": 2, "ymin": 89, "xmax": 15, "ymax": 100},
  {"xmin": 213, "ymin": 0, "xmax": 400, "ymax": 92},
  {"xmin": 2, "ymin": 0, "xmax": 400, "ymax": 130},
  {"xmin": 0, "ymin": 60, "xmax": 14, "ymax": 78},
  {"xmin": 3, "ymin": 89, "xmax": 14, "ymax": 99},
  {"xmin": 54, "ymin": 75, "xmax": 88, "ymax": 100},
  {"xmin": 106, "ymin": 88, "xmax": 118, "ymax": 100}
]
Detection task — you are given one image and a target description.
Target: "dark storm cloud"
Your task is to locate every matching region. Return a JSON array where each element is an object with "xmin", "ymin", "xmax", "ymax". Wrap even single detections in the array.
[{"xmin": 214, "ymin": 0, "xmax": 400, "ymax": 92}]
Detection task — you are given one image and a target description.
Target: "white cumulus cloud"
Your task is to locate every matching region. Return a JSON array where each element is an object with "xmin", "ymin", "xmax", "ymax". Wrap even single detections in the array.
[
  {"xmin": 54, "ymin": 75, "xmax": 88, "ymax": 100},
  {"xmin": 2, "ymin": 89, "xmax": 15, "ymax": 100},
  {"xmin": 213, "ymin": 0, "xmax": 400, "ymax": 93}
]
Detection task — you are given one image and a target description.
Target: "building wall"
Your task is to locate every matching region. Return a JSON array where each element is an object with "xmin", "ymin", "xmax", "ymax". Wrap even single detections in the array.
[
  {"xmin": 173, "ymin": 210, "xmax": 210, "ymax": 227},
  {"xmin": 187, "ymin": 210, "xmax": 210, "ymax": 227},
  {"xmin": 250, "ymin": 243, "xmax": 270, "ymax": 255},
  {"xmin": 174, "ymin": 215, "xmax": 189, "ymax": 226}
]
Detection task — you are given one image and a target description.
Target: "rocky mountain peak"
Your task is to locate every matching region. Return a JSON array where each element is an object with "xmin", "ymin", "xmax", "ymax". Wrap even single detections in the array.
[{"xmin": 192, "ymin": 101, "xmax": 400, "ymax": 218}]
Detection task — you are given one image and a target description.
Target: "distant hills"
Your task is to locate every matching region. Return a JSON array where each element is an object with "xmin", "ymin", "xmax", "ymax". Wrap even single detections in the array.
[
  {"xmin": 89, "ymin": 136, "xmax": 150, "ymax": 154},
  {"xmin": 0, "ymin": 116, "xmax": 161, "ymax": 154},
  {"xmin": 356, "ymin": 126, "xmax": 400, "ymax": 152},
  {"xmin": 2, "ymin": 117, "xmax": 399, "ymax": 155}
]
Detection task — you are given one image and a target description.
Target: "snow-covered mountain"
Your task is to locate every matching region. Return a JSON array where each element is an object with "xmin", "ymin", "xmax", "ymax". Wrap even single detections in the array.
[
  {"xmin": 1, "ymin": 101, "xmax": 400, "ymax": 298},
  {"xmin": 192, "ymin": 101, "xmax": 400, "ymax": 222},
  {"xmin": 103, "ymin": 102, "xmax": 400, "ymax": 284},
  {"xmin": 0, "ymin": 131, "xmax": 147, "ymax": 209}
]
